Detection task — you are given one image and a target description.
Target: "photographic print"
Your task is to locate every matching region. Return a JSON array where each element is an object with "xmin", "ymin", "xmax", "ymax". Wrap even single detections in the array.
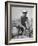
[
  {"xmin": 5, "ymin": 1, "xmax": 37, "ymax": 45},
  {"xmin": 11, "ymin": 6, "xmax": 33, "ymax": 39}
]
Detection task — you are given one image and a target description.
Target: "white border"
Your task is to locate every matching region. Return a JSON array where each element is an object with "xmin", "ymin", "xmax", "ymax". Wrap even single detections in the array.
[{"xmin": 8, "ymin": 2, "xmax": 36, "ymax": 43}]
